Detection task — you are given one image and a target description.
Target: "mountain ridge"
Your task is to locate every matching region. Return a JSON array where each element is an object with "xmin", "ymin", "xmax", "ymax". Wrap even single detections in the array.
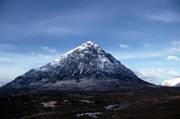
[{"xmin": 3, "ymin": 41, "xmax": 152, "ymax": 90}]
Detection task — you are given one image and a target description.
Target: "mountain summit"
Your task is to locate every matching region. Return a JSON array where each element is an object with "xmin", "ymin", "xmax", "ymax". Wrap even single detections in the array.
[{"xmin": 4, "ymin": 41, "xmax": 151, "ymax": 90}]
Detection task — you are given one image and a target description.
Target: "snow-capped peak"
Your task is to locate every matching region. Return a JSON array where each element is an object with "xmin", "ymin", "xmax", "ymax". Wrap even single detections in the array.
[
  {"xmin": 86, "ymin": 40, "xmax": 94, "ymax": 45},
  {"xmin": 52, "ymin": 41, "xmax": 102, "ymax": 64},
  {"xmin": 3, "ymin": 41, "xmax": 152, "ymax": 90},
  {"xmin": 64, "ymin": 41, "xmax": 100, "ymax": 55},
  {"xmin": 48, "ymin": 41, "xmax": 124, "ymax": 73}
]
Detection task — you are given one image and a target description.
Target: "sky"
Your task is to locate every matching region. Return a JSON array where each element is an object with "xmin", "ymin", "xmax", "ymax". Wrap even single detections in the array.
[{"xmin": 0, "ymin": 0, "xmax": 180, "ymax": 85}]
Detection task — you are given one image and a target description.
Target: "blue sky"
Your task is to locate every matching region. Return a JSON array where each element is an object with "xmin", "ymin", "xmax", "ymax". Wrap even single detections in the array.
[{"xmin": 0, "ymin": 0, "xmax": 180, "ymax": 85}]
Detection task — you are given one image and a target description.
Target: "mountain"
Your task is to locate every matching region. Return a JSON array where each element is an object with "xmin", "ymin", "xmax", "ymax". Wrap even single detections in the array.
[
  {"xmin": 162, "ymin": 78, "xmax": 180, "ymax": 87},
  {"xmin": 3, "ymin": 41, "xmax": 152, "ymax": 90}
]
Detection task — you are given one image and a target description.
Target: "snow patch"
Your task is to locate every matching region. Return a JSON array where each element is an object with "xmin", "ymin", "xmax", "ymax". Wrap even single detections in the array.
[
  {"xmin": 105, "ymin": 103, "xmax": 128, "ymax": 111},
  {"xmin": 76, "ymin": 112, "xmax": 102, "ymax": 118},
  {"xmin": 162, "ymin": 78, "xmax": 180, "ymax": 87},
  {"xmin": 41, "ymin": 101, "xmax": 58, "ymax": 108},
  {"xmin": 79, "ymin": 100, "xmax": 94, "ymax": 104}
]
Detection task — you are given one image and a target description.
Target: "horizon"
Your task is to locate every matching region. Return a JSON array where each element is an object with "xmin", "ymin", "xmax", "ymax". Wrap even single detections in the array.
[{"xmin": 1, "ymin": 0, "xmax": 180, "ymax": 85}]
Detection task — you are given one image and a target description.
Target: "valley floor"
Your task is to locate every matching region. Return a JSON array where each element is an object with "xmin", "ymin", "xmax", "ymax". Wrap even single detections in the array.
[{"xmin": 0, "ymin": 87, "xmax": 180, "ymax": 119}]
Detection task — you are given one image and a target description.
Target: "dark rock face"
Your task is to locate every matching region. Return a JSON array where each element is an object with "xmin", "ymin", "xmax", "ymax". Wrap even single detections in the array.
[{"xmin": 3, "ymin": 41, "xmax": 152, "ymax": 90}]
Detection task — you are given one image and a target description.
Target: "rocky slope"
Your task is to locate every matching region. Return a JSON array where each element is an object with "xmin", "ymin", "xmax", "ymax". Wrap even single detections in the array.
[{"xmin": 3, "ymin": 41, "xmax": 152, "ymax": 90}]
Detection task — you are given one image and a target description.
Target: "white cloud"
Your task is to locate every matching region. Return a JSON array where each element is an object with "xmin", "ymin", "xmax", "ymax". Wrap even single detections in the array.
[
  {"xmin": 162, "ymin": 78, "xmax": 180, "ymax": 87},
  {"xmin": 0, "ymin": 51, "xmax": 60, "ymax": 84},
  {"xmin": 114, "ymin": 51, "xmax": 163, "ymax": 60},
  {"xmin": 41, "ymin": 46, "xmax": 57, "ymax": 53},
  {"xmin": 136, "ymin": 69, "xmax": 164, "ymax": 79},
  {"xmin": 163, "ymin": 40, "xmax": 180, "ymax": 62},
  {"xmin": 146, "ymin": 11, "xmax": 179, "ymax": 23},
  {"xmin": 115, "ymin": 40, "xmax": 180, "ymax": 60},
  {"xmin": 0, "ymin": 57, "xmax": 11, "ymax": 62},
  {"xmin": 169, "ymin": 40, "xmax": 180, "ymax": 52},
  {"xmin": 135, "ymin": 68, "xmax": 180, "ymax": 85},
  {"xmin": 0, "ymin": 43, "xmax": 15, "ymax": 51},
  {"xmin": 168, "ymin": 70, "xmax": 180, "ymax": 78},
  {"xmin": 167, "ymin": 55, "xmax": 180, "ymax": 61},
  {"xmin": 171, "ymin": 40, "xmax": 180, "ymax": 46},
  {"xmin": 119, "ymin": 44, "xmax": 129, "ymax": 49},
  {"xmin": 143, "ymin": 42, "xmax": 151, "ymax": 48},
  {"xmin": 0, "ymin": 68, "xmax": 22, "ymax": 84},
  {"xmin": 2, "ymin": 5, "xmax": 114, "ymax": 39},
  {"xmin": 30, "ymin": 52, "xmax": 56, "ymax": 59},
  {"xmin": 134, "ymin": 69, "xmax": 165, "ymax": 84},
  {"xmin": 0, "ymin": 81, "xmax": 6, "ymax": 87}
]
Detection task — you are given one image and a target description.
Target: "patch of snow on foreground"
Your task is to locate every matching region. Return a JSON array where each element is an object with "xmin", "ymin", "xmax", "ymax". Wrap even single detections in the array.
[
  {"xmin": 162, "ymin": 78, "xmax": 180, "ymax": 87},
  {"xmin": 41, "ymin": 101, "xmax": 58, "ymax": 108},
  {"xmin": 105, "ymin": 103, "xmax": 128, "ymax": 111},
  {"xmin": 76, "ymin": 112, "xmax": 102, "ymax": 118}
]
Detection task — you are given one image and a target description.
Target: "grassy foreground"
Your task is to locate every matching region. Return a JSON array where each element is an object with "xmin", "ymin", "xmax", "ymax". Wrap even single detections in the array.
[{"xmin": 0, "ymin": 87, "xmax": 180, "ymax": 119}]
